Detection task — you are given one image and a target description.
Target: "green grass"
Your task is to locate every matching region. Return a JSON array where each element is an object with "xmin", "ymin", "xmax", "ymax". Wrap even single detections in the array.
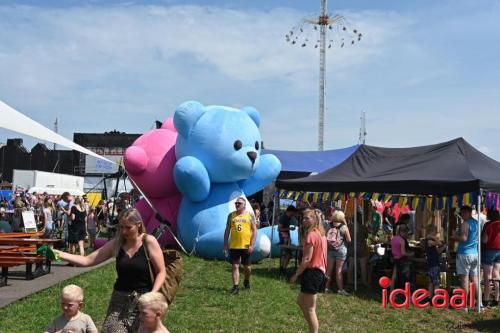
[{"xmin": 0, "ymin": 256, "xmax": 499, "ymax": 333}]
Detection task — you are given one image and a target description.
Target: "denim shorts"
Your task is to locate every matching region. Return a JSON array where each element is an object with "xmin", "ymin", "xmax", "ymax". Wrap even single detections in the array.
[
  {"xmin": 482, "ymin": 249, "xmax": 500, "ymax": 266},
  {"xmin": 456, "ymin": 253, "xmax": 479, "ymax": 276},
  {"xmin": 328, "ymin": 246, "xmax": 347, "ymax": 261}
]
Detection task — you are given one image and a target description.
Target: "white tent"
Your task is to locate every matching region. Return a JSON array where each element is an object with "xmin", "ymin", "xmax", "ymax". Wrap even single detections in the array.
[{"xmin": 0, "ymin": 100, "xmax": 114, "ymax": 164}]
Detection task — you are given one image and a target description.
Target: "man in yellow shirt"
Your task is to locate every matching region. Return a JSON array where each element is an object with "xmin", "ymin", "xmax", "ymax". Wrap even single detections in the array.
[{"xmin": 224, "ymin": 197, "xmax": 257, "ymax": 295}]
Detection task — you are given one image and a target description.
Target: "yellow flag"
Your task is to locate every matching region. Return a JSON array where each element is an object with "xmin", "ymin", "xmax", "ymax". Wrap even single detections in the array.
[
  {"xmin": 464, "ymin": 193, "xmax": 470, "ymax": 205},
  {"xmin": 425, "ymin": 197, "xmax": 432, "ymax": 210},
  {"xmin": 398, "ymin": 197, "xmax": 405, "ymax": 208},
  {"xmin": 413, "ymin": 197, "xmax": 420, "ymax": 210},
  {"xmin": 384, "ymin": 194, "xmax": 392, "ymax": 203}
]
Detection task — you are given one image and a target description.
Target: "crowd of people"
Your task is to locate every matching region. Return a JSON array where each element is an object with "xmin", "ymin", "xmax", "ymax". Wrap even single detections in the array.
[
  {"xmin": 1, "ymin": 189, "xmax": 499, "ymax": 333},
  {"xmin": 270, "ymin": 200, "xmax": 500, "ymax": 332},
  {"xmin": 0, "ymin": 190, "xmax": 135, "ymax": 249}
]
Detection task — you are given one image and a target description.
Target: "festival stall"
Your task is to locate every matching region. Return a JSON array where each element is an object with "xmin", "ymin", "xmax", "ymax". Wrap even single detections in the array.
[
  {"xmin": 260, "ymin": 145, "xmax": 360, "ymax": 259},
  {"xmin": 276, "ymin": 138, "xmax": 500, "ymax": 311}
]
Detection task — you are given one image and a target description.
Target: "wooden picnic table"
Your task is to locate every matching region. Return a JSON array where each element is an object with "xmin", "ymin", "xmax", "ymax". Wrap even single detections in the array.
[
  {"xmin": 0, "ymin": 238, "xmax": 61, "ymax": 246},
  {"xmin": 0, "ymin": 231, "xmax": 44, "ymax": 238},
  {"xmin": 0, "ymin": 245, "xmax": 18, "ymax": 250},
  {"xmin": 0, "ymin": 238, "xmax": 61, "ymax": 286}
]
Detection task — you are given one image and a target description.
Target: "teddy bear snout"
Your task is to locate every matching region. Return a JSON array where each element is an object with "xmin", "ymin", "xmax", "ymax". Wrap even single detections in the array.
[{"xmin": 247, "ymin": 151, "xmax": 257, "ymax": 164}]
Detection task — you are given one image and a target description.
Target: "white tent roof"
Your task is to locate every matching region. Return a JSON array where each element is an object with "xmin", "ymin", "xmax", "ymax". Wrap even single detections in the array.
[{"xmin": 0, "ymin": 100, "xmax": 114, "ymax": 164}]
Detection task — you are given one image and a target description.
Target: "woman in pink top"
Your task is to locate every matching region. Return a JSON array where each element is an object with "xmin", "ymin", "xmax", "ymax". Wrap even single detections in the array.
[
  {"xmin": 390, "ymin": 224, "xmax": 412, "ymax": 290},
  {"xmin": 291, "ymin": 208, "xmax": 327, "ymax": 333}
]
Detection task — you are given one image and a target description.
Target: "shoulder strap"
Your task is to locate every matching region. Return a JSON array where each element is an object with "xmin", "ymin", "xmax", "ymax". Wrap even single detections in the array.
[{"xmin": 142, "ymin": 234, "xmax": 156, "ymax": 284}]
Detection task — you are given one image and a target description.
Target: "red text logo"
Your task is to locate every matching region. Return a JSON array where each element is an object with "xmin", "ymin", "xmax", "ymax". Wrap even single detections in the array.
[{"xmin": 379, "ymin": 276, "xmax": 475, "ymax": 309}]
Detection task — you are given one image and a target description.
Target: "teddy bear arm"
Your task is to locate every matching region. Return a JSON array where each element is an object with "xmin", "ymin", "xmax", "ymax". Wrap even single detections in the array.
[
  {"xmin": 173, "ymin": 156, "xmax": 211, "ymax": 202},
  {"xmin": 239, "ymin": 154, "xmax": 282, "ymax": 196}
]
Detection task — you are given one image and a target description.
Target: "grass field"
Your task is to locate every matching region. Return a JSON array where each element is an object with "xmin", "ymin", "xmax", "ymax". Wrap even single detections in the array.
[{"xmin": 0, "ymin": 256, "xmax": 499, "ymax": 333}]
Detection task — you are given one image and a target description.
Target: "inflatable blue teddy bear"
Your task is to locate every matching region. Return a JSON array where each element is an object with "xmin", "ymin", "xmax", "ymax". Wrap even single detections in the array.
[{"xmin": 173, "ymin": 101, "xmax": 281, "ymax": 261}]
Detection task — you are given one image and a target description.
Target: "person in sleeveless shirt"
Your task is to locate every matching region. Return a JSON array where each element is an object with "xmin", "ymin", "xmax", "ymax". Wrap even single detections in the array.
[
  {"xmin": 54, "ymin": 208, "xmax": 166, "ymax": 333},
  {"xmin": 290, "ymin": 208, "xmax": 327, "ymax": 333},
  {"xmin": 224, "ymin": 196, "xmax": 257, "ymax": 295},
  {"xmin": 68, "ymin": 196, "xmax": 87, "ymax": 256},
  {"xmin": 454, "ymin": 205, "xmax": 479, "ymax": 306}
]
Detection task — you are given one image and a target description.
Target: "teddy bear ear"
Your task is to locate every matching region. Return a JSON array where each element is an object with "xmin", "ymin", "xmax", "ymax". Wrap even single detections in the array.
[
  {"xmin": 161, "ymin": 118, "xmax": 177, "ymax": 132},
  {"xmin": 174, "ymin": 101, "xmax": 206, "ymax": 138},
  {"xmin": 242, "ymin": 106, "xmax": 260, "ymax": 128}
]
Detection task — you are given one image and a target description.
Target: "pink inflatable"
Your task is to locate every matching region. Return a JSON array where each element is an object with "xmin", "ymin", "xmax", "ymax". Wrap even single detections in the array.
[{"xmin": 124, "ymin": 118, "xmax": 181, "ymax": 246}]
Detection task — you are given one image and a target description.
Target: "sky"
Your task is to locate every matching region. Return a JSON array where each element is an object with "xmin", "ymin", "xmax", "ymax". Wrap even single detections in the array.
[{"xmin": 0, "ymin": 0, "xmax": 499, "ymax": 160}]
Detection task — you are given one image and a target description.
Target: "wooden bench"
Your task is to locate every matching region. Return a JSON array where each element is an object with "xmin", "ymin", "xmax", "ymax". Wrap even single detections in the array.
[
  {"xmin": 0, "ymin": 254, "xmax": 45, "ymax": 286},
  {"xmin": 0, "ymin": 231, "xmax": 44, "ymax": 238},
  {"xmin": 0, "ymin": 238, "xmax": 60, "ymax": 287}
]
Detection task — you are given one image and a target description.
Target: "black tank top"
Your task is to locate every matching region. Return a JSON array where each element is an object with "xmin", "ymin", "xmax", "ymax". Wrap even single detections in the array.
[{"xmin": 114, "ymin": 244, "xmax": 153, "ymax": 293}]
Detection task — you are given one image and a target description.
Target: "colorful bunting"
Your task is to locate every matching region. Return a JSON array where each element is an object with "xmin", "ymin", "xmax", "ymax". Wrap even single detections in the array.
[{"xmin": 277, "ymin": 189, "xmax": 499, "ymax": 210}]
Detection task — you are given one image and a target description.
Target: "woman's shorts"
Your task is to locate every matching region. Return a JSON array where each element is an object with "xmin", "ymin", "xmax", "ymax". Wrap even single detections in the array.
[
  {"xmin": 328, "ymin": 246, "xmax": 347, "ymax": 261},
  {"xmin": 300, "ymin": 268, "xmax": 326, "ymax": 294},
  {"xmin": 383, "ymin": 223, "xmax": 393, "ymax": 232},
  {"xmin": 482, "ymin": 249, "xmax": 500, "ymax": 266}
]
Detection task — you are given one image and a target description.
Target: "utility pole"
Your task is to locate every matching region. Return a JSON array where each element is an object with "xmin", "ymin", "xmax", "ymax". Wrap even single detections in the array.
[
  {"xmin": 53, "ymin": 118, "xmax": 58, "ymax": 150},
  {"xmin": 358, "ymin": 111, "xmax": 367, "ymax": 144}
]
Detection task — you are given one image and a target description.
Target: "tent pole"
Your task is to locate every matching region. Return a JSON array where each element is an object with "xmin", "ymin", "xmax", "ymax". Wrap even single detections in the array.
[
  {"xmin": 354, "ymin": 197, "xmax": 358, "ymax": 292},
  {"xmin": 446, "ymin": 205, "xmax": 450, "ymax": 291},
  {"xmin": 477, "ymin": 189, "xmax": 482, "ymax": 313},
  {"xmin": 268, "ymin": 190, "xmax": 278, "ymax": 271}
]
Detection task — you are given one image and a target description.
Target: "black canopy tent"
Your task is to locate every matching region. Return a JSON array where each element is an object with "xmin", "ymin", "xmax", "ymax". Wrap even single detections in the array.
[
  {"xmin": 276, "ymin": 138, "xmax": 500, "ymax": 310},
  {"xmin": 277, "ymin": 138, "xmax": 500, "ymax": 195}
]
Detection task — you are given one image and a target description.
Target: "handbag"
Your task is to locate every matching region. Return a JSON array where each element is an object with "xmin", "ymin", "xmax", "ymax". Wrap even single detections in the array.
[{"xmin": 142, "ymin": 235, "xmax": 183, "ymax": 304}]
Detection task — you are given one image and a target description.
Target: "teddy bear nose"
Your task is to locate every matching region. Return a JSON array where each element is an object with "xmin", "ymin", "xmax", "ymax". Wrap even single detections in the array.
[{"xmin": 247, "ymin": 151, "xmax": 257, "ymax": 163}]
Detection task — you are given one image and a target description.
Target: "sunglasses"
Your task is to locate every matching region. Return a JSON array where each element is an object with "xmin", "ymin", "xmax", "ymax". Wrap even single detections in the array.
[{"xmin": 235, "ymin": 202, "xmax": 245, "ymax": 206}]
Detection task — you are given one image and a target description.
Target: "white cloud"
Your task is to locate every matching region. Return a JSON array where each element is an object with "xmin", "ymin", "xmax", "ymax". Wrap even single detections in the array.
[{"xmin": 0, "ymin": 2, "xmax": 498, "ymax": 161}]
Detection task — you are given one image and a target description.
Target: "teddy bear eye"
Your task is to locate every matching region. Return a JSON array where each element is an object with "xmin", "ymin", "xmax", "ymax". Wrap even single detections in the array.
[
  {"xmin": 255, "ymin": 141, "xmax": 259, "ymax": 150},
  {"xmin": 234, "ymin": 140, "xmax": 243, "ymax": 151}
]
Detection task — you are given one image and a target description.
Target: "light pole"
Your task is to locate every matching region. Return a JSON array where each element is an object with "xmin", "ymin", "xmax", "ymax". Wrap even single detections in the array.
[{"xmin": 286, "ymin": 0, "xmax": 362, "ymax": 150}]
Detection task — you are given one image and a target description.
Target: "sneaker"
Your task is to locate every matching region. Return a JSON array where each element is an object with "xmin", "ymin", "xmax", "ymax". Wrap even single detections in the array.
[
  {"xmin": 337, "ymin": 289, "xmax": 351, "ymax": 296},
  {"xmin": 324, "ymin": 288, "xmax": 331, "ymax": 293},
  {"xmin": 244, "ymin": 280, "xmax": 250, "ymax": 290},
  {"xmin": 229, "ymin": 286, "xmax": 240, "ymax": 295}
]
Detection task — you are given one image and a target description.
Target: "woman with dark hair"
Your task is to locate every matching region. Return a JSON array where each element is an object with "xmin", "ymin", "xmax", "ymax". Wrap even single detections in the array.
[
  {"xmin": 54, "ymin": 208, "xmax": 166, "ymax": 332},
  {"xmin": 382, "ymin": 205, "xmax": 395, "ymax": 239},
  {"xmin": 290, "ymin": 208, "xmax": 327, "ymax": 333}
]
